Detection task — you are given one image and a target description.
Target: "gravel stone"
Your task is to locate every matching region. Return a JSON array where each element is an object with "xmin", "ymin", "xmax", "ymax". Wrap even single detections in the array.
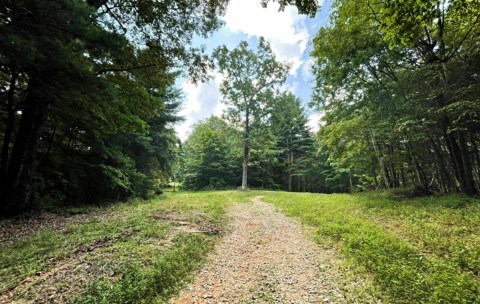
[{"xmin": 171, "ymin": 197, "xmax": 348, "ymax": 304}]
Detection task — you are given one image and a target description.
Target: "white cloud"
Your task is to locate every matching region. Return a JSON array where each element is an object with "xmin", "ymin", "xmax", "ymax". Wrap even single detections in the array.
[
  {"xmin": 223, "ymin": 0, "xmax": 310, "ymax": 75},
  {"xmin": 301, "ymin": 58, "xmax": 314, "ymax": 80},
  {"xmin": 175, "ymin": 0, "xmax": 327, "ymax": 141},
  {"xmin": 175, "ymin": 73, "xmax": 224, "ymax": 141},
  {"xmin": 307, "ymin": 111, "xmax": 322, "ymax": 133}
]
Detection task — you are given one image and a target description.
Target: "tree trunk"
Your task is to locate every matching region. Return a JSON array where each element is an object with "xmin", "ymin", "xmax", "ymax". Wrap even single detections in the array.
[
  {"xmin": 241, "ymin": 108, "xmax": 250, "ymax": 190},
  {"xmin": 471, "ymin": 133, "xmax": 480, "ymax": 188},
  {"xmin": 349, "ymin": 169, "xmax": 353, "ymax": 193},
  {"xmin": 370, "ymin": 131, "xmax": 389, "ymax": 189},
  {"xmin": 430, "ymin": 136, "xmax": 453, "ymax": 193},
  {"xmin": 444, "ymin": 129, "xmax": 471, "ymax": 193},
  {"xmin": 241, "ymin": 142, "xmax": 249, "ymax": 190},
  {"xmin": 457, "ymin": 131, "xmax": 477, "ymax": 195},
  {"xmin": 0, "ymin": 70, "xmax": 18, "ymax": 178},
  {"xmin": 1, "ymin": 77, "xmax": 48, "ymax": 216},
  {"xmin": 405, "ymin": 141, "xmax": 429, "ymax": 191},
  {"xmin": 288, "ymin": 141, "xmax": 293, "ymax": 191}
]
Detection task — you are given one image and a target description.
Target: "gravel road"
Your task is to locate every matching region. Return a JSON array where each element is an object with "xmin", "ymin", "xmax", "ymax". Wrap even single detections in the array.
[{"xmin": 171, "ymin": 197, "xmax": 348, "ymax": 304}]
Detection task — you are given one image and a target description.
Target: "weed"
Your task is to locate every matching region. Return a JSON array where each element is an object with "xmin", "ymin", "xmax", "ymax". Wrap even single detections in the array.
[{"xmin": 77, "ymin": 233, "xmax": 212, "ymax": 304}]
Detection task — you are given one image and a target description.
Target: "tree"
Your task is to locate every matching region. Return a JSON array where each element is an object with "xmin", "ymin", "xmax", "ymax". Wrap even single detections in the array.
[
  {"xmin": 181, "ymin": 117, "xmax": 241, "ymax": 190},
  {"xmin": 213, "ymin": 38, "xmax": 289, "ymax": 190},
  {"xmin": 0, "ymin": 0, "xmax": 229, "ymax": 215},
  {"xmin": 260, "ymin": 0, "xmax": 320, "ymax": 16},
  {"xmin": 269, "ymin": 93, "xmax": 314, "ymax": 191},
  {"xmin": 310, "ymin": 0, "xmax": 480, "ymax": 195}
]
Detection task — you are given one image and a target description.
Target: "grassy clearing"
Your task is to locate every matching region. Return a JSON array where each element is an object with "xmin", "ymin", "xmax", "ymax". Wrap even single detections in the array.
[
  {"xmin": 262, "ymin": 191, "xmax": 480, "ymax": 303},
  {"xmin": 0, "ymin": 190, "xmax": 257, "ymax": 303},
  {"xmin": 4, "ymin": 190, "xmax": 478, "ymax": 303}
]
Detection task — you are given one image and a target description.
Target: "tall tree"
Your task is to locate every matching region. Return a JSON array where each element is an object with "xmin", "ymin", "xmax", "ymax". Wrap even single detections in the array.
[
  {"xmin": 213, "ymin": 38, "xmax": 289, "ymax": 190},
  {"xmin": 269, "ymin": 93, "xmax": 314, "ymax": 191},
  {"xmin": 310, "ymin": 0, "xmax": 480, "ymax": 195},
  {"xmin": 0, "ymin": 0, "xmax": 229, "ymax": 215}
]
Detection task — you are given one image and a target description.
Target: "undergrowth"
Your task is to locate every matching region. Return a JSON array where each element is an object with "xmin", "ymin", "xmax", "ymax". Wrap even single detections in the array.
[{"xmin": 77, "ymin": 233, "xmax": 212, "ymax": 303}]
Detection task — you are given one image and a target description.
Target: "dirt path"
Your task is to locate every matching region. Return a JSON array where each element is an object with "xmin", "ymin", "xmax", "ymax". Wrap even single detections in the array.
[{"xmin": 171, "ymin": 197, "xmax": 348, "ymax": 304}]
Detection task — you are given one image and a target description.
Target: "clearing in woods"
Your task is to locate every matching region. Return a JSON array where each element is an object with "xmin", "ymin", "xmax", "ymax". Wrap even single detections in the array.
[
  {"xmin": 0, "ymin": 192, "xmax": 369, "ymax": 304},
  {"xmin": 2, "ymin": 191, "xmax": 479, "ymax": 303}
]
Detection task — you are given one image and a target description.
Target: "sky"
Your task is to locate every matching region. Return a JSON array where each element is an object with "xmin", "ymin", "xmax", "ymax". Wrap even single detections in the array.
[{"xmin": 174, "ymin": 0, "xmax": 332, "ymax": 141}]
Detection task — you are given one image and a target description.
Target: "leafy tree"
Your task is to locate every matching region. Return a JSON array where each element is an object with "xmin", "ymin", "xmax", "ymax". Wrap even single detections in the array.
[
  {"xmin": 260, "ymin": 0, "xmax": 320, "ymax": 16},
  {"xmin": 213, "ymin": 38, "xmax": 289, "ymax": 190},
  {"xmin": 181, "ymin": 117, "xmax": 241, "ymax": 190},
  {"xmin": 269, "ymin": 93, "xmax": 314, "ymax": 191},
  {"xmin": 0, "ymin": 0, "xmax": 229, "ymax": 215},
  {"xmin": 311, "ymin": 0, "xmax": 480, "ymax": 195}
]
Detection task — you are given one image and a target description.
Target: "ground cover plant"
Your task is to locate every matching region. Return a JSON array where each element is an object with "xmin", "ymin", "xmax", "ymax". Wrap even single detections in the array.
[
  {"xmin": 0, "ymin": 191, "xmax": 257, "ymax": 303},
  {"xmin": 2, "ymin": 190, "xmax": 480, "ymax": 303},
  {"xmin": 262, "ymin": 191, "xmax": 480, "ymax": 303}
]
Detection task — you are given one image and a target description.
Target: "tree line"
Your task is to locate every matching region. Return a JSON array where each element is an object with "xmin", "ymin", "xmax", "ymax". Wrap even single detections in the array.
[
  {"xmin": 0, "ymin": 0, "xmax": 321, "ymax": 217},
  {"xmin": 0, "ymin": 0, "xmax": 229, "ymax": 216},
  {"xmin": 180, "ymin": 0, "xmax": 480, "ymax": 196},
  {"xmin": 2, "ymin": 0, "xmax": 478, "ymax": 217},
  {"xmin": 179, "ymin": 40, "xmax": 352, "ymax": 193}
]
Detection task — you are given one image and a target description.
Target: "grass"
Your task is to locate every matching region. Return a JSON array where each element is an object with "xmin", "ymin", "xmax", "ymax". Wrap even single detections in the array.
[
  {"xmin": 0, "ymin": 190, "xmax": 257, "ymax": 302},
  {"xmin": 77, "ymin": 233, "xmax": 213, "ymax": 304},
  {"xmin": 262, "ymin": 191, "xmax": 480, "ymax": 304},
  {"xmin": 3, "ymin": 190, "xmax": 479, "ymax": 303}
]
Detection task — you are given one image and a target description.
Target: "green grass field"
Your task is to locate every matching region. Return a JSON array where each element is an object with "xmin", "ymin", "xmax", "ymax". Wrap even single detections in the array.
[
  {"xmin": 263, "ymin": 191, "xmax": 480, "ymax": 303},
  {"xmin": 1, "ymin": 190, "xmax": 479, "ymax": 303}
]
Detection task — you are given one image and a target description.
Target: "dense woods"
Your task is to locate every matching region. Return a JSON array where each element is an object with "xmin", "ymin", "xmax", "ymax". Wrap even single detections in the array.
[
  {"xmin": 0, "ymin": 0, "xmax": 229, "ymax": 215},
  {"xmin": 1, "ymin": 0, "xmax": 480, "ymax": 216},
  {"xmin": 312, "ymin": 0, "xmax": 480, "ymax": 195}
]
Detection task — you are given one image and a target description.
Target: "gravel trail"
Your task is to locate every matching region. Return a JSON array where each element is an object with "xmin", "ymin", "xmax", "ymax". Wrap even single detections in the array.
[{"xmin": 171, "ymin": 197, "xmax": 347, "ymax": 304}]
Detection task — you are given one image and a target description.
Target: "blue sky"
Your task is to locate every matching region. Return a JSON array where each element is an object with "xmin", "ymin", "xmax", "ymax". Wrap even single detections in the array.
[{"xmin": 175, "ymin": 0, "xmax": 332, "ymax": 141}]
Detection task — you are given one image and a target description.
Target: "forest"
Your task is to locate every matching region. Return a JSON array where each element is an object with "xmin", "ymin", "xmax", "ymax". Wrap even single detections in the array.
[
  {"xmin": 1, "ymin": 1, "xmax": 480, "ymax": 303},
  {"xmin": 1, "ymin": 0, "xmax": 480, "ymax": 215}
]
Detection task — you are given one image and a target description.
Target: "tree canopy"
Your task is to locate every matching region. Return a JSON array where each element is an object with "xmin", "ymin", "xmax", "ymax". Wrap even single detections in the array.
[
  {"xmin": 311, "ymin": 0, "xmax": 480, "ymax": 194},
  {"xmin": 0, "ymin": 0, "xmax": 228, "ymax": 215},
  {"xmin": 1, "ymin": 0, "xmax": 479, "ymax": 217}
]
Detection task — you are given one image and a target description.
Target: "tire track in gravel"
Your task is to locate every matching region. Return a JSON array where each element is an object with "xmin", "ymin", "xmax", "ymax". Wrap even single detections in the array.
[{"xmin": 171, "ymin": 197, "xmax": 348, "ymax": 304}]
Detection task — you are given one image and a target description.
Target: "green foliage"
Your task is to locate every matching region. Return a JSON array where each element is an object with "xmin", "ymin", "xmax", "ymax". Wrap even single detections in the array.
[
  {"xmin": 213, "ymin": 39, "xmax": 289, "ymax": 189},
  {"xmin": 311, "ymin": 0, "xmax": 480, "ymax": 194},
  {"xmin": 260, "ymin": 0, "xmax": 320, "ymax": 17},
  {"xmin": 263, "ymin": 92, "xmax": 316, "ymax": 191},
  {"xmin": 178, "ymin": 94, "xmax": 334, "ymax": 193},
  {"xmin": 180, "ymin": 117, "xmax": 242, "ymax": 190},
  {"xmin": 1, "ymin": 191, "xmax": 256, "ymax": 301},
  {"xmin": 0, "ymin": 0, "xmax": 231, "ymax": 213}
]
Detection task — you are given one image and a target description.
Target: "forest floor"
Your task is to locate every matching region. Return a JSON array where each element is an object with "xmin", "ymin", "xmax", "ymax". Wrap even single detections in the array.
[{"xmin": 171, "ymin": 197, "xmax": 355, "ymax": 304}]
